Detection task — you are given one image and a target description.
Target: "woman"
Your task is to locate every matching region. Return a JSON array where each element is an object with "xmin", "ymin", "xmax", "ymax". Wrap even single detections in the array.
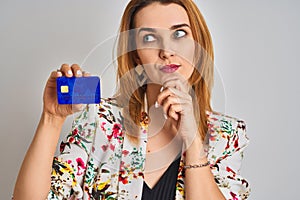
[{"xmin": 13, "ymin": 0, "xmax": 250, "ymax": 199}]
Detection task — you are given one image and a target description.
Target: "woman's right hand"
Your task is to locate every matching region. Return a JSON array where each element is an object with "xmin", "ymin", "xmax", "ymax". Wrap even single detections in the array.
[
  {"xmin": 42, "ymin": 63, "xmax": 89, "ymax": 119},
  {"xmin": 13, "ymin": 63, "xmax": 90, "ymax": 199}
]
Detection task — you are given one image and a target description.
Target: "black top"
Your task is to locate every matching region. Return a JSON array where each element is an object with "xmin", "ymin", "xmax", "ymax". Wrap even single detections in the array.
[{"xmin": 141, "ymin": 156, "xmax": 181, "ymax": 200}]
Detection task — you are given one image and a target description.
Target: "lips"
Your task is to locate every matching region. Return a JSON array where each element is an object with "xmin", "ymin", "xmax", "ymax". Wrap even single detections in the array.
[{"xmin": 160, "ymin": 64, "xmax": 180, "ymax": 73}]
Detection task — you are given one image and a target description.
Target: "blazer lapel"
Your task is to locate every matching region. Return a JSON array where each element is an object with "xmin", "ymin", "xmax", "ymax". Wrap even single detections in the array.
[{"xmin": 117, "ymin": 125, "xmax": 148, "ymax": 199}]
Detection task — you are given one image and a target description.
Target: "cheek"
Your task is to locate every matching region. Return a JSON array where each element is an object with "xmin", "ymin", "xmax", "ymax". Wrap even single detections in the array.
[
  {"xmin": 137, "ymin": 49, "xmax": 158, "ymax": 64},
  {"xmin": 174, "ymin": 40, "xmax": 195, "ymax": 65},
  {"xmin": 182, "ymin": 60, "xmax": 195, "ymax": 79}
]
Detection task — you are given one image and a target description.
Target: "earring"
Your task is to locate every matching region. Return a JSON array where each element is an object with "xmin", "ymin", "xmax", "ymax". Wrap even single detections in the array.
[{"xmin": 135, "ymin": 64, "xmax": 148, "ymax": 86}]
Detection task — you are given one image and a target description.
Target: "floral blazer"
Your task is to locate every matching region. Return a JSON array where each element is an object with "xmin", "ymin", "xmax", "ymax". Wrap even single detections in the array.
[{"xmin": 47, "ymin": 98, "xmax": 250, "ymax": 200}]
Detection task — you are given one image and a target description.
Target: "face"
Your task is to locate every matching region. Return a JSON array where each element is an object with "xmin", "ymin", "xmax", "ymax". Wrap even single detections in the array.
[{"xmin": 134, "ymin": 3, "xmax": 196, "ymax": 85}]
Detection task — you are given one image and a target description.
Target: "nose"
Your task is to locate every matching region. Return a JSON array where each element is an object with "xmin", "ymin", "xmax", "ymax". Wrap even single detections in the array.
[
  {"xmin": 159, "ymin": 41, "xmax": 175, "ymax": 59},
  {"xmin": 159, "ymin": 49, "xmax": 175, "ymax": 59}
]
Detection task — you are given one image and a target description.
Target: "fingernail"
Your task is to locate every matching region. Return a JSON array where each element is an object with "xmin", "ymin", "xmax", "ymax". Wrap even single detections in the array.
[
  {"xmin": 67, "ymin": 70, "xmax": 73, "ymax": 75},
  {"xmin": 76, "ymin": 70, "xmax": 82, "ymax": 75},
  {"xmin": 160, "ymin": 86, "xmax": 164, "ymax": 92},
  {"xmin": 83, "ymin": 71, "xmax": 90, "ymax": 75},
  {"xmin": 155, "ymin": 101, "xmax": 160, "ymax": 108},
  {"xmin": 163, "ymin": 113, "xmax": 168, "ymax": 119}
]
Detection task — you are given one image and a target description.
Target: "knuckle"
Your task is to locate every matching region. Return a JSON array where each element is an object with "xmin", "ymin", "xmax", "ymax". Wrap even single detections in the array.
[
  {"xmin": 167, "ymin": 87, "xmax": 174, "ymax": 94},
  {"xmin": 171, "ymin": 109, "xmax": 177, "ymax": 116},
  {"xmin": 170, "ymin": 104, "xmax": 177, "ymax": 112},
  {"xmin": 61, "ymin": 63, "xmax": 69, "ymax": 69},
  {"xmin": 168, "ymin": 104, "xmax": 173, "ymax": 112},
  {"xmin": 164, "ymin": 87, "xmax": 171, "ymax": 93},
  {"xmin": 71, "ymin": 63, "xmax": 80, "ymax": 69},
  {"xmin": 166, "ymin": 97, "xmax": 174, "ymax": 105}
]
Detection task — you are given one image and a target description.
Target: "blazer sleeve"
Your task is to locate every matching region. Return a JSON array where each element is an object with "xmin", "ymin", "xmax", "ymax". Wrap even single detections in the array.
[
  {"xmin": 47, "ymin": 104, "xmax": 98, "ymax": 200},
  {"xmin": 208, "ymin": 115, "xmax": 251, "ymax": 200}
]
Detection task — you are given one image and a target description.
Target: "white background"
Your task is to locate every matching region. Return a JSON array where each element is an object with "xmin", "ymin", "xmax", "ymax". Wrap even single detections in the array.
[{"xmin": 1, "ymin": 0, "xmax": 299, "ymax": 199}]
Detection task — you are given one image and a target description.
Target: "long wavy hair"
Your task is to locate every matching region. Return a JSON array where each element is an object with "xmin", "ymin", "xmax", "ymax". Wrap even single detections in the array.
[{"xmin": 114, "ymin": 0, "xmax": 214, "ymax": 144}]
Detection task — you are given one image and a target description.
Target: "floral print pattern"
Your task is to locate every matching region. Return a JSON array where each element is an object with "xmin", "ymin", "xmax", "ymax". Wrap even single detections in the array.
[{"xmin": 47, "ymin": 98, "xmax": 250, "ymax": 200}]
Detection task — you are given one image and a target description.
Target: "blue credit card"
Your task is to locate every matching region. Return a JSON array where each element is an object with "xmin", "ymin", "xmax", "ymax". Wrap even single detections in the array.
[{"xmin": 56, "ymin": 76, "xmax": 101, "ymax": 104}]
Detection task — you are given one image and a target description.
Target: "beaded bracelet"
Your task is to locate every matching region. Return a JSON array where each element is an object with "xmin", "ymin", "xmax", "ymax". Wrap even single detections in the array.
[{"xmin": 183, "ymin": 161, "xmax": 210, "ymax": 169}]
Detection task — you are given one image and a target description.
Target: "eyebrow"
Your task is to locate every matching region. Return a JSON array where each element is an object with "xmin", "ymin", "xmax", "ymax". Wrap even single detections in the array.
[
  {"xmin": 138, "ymin": 23, "xmax": 190, "ymax": 35},
  {"xmin": 170, "ymin": 23, "xmax": 190, "ymax": 30}
]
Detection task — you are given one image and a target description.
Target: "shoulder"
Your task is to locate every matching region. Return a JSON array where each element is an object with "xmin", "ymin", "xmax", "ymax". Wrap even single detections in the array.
[
  {"xmin": 206, "ymin": 110, "xmax": 247, "ymax": 139},
  {"xmin": 206, "ymin": 110, "xmax": 249, "ymax": 161},
  {"xmin": 206, "ymin": 111, "xmax": 251, "ymax": 198}
]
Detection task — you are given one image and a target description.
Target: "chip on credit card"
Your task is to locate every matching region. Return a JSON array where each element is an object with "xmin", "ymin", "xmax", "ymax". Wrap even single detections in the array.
[{"xmin": 56, "ymin": 76, "xmax": 101, "ymax": 104}]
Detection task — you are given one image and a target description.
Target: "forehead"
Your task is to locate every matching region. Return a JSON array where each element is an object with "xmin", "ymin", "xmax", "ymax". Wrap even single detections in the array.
[{"xmin": 134, "ymin": 3, "xmax": 190, "ymax": 29}]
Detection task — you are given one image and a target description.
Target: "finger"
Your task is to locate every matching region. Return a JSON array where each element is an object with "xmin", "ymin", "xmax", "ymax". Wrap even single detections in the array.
[
  {"xmin": 61, "ymin": 63, "xmax": 73, "ymax": 77},
  {"xmin": 157, "ymin": 88, "xmax": 175, "ymax": 106},
  {"xmin": 160, "ymin": 92, "xmax": 192, "ymax": 116},
  {"xmin": 48, "ymin": 71, "xmax": 62, "ymax": 84},
  {"xmin": 160, "ymin": 96, "xmax": 182, "ymax": 121},
  {"xmin": 70, "ymin": 64, "xmax": 82, "ymax": 77},
  {"xmin": 82, "ymin": 71, "xmax": 91, "ymax": 77},
  {"xmin": 167, "ymin": 104, "xmax": 182, "ymax": 121},
  {"xmin": 50, "ymin": 70, "xmax": 62, "ymax": 79},
  {"xmin": 161, "ymin": 95, "xmax": 179, "ymax": 115},
  {"xmin": 157, "ymin": 86, "xmax": 187, "ymax": 107}
]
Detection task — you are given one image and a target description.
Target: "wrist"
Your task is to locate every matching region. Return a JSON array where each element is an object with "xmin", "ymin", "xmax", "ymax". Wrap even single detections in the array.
[
  {"xmin": 184, "ymin": 136, "xmax": 207, "ymax": 163},
  {"xmin": 41, "ymin": 111, "xmax": 66, "ymax": 128}
]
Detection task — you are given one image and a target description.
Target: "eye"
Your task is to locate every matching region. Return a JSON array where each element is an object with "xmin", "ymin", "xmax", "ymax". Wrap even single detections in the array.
[
  {"xmin": 173, "ymin": 30, "xmax": 187, "ymax": 39},
  {"xmin": 143, "ymin": 34, "xmax": 156, "ymax": 43}
]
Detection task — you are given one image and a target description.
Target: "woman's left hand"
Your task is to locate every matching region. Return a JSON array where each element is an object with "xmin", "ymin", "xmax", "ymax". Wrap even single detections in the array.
[{"xmin": 156, "ymin": 74, "xmax": 200, "ymax": 149}]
